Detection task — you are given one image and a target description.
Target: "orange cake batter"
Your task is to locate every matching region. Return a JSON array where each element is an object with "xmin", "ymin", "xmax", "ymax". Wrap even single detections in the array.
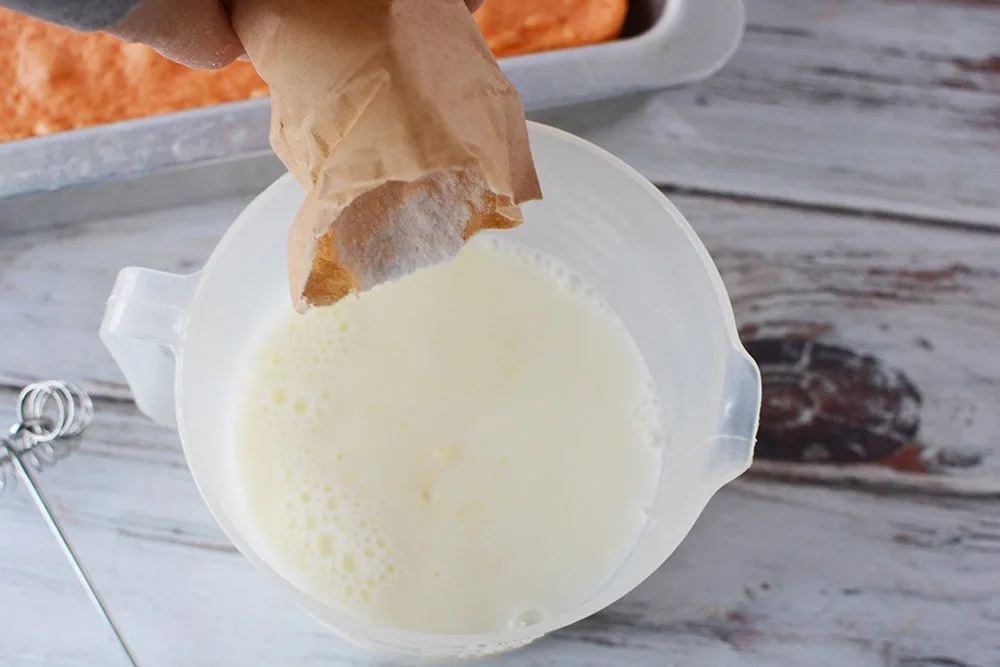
[
  {"xmin": 474, "ymin": 0, "xmax": 628, "ymax": 58},
  {"xmin": 0, "ymin": 7, "xmax": 267, "ymax": 142},
  {"xmin": 0, "ymin": 0, "xmax": 628, "ymax": 142}
]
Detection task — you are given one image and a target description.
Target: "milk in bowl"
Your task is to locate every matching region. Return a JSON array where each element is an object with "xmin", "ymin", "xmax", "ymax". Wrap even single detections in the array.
[
  {"xmin": 101, "ymin": 124, "xmax": 758, "ymax": 657},
  {"xmin": 231, "ymin": 236, "xmax": 663, "ymax": 634}
]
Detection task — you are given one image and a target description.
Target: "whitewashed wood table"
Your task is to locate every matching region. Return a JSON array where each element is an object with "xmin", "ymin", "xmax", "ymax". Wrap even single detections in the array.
[{"xmin": 2, "ymin": 0, "xmax": 999, "ymax": 665}]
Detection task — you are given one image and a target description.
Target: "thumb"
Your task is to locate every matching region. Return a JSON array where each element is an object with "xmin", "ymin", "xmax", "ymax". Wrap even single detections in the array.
[{"xmin": 109, "ymin": 0, "xmax": 245, "ymax": 70}]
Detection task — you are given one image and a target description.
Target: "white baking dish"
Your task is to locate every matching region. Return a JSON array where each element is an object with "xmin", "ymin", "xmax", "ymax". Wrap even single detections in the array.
[{"xmin": 0, "ymin": 0, "xmax": 743, "ymax": 204}]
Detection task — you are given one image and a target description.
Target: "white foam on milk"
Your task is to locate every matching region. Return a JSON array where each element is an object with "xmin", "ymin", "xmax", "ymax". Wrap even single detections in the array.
[
  {"xmin": 239, "ymin": 307, "xmax": 401, "ymax": 609},
  {"xmin": 231, "ymin": 235, "xmax": 664, "ymax": 634}
]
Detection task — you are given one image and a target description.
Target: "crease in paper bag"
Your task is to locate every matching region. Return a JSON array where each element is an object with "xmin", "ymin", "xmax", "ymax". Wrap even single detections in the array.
[{"xmin": 229, "ymin": 0, "xmax": 542, "ymax": 312}]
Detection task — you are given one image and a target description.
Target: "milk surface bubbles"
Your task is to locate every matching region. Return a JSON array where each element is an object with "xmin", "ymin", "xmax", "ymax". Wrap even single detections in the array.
[{"xmin": 231, "ymin": 236, "xmax": 663, "ymax": 634}]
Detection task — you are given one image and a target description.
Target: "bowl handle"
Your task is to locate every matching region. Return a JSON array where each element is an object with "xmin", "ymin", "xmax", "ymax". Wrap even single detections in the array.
[
  {"xmin": 709, "ymin": 346, "xmax": 761, "ymax": 488},
  {"xmin": 99, "ymin": 268, "xmax": 199, "ymax": 430}
]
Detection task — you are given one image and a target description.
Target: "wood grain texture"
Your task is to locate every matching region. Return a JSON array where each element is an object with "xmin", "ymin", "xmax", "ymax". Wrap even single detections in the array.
[
  {"xmin": 2, "ymin": 394, "xmax": 998, "ymax": 667},
  {"xmin": 687, "ymin": 198, "xmax": 1000, "ymax": 491},
  {"xmin": 0, "ymin": 196, "xmax": 250, "ymax": 397},
  {"xmin": 533, "ymin": 0, "xmax": 1000, "ymax": 227}
]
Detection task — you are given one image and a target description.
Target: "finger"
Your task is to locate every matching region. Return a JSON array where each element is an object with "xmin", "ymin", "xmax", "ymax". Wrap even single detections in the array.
[{"xmin": 109, "ymin": 0, "xmax": 245, "ymax": 70}]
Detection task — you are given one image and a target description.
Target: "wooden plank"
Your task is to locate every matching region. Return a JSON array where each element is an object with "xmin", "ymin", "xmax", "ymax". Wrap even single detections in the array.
[
  {"xmin": 2, "ymin": 394, "xmax": 997, "ymax": 667},
  {"xmin": 0, "ymin": 195, "xmax": 250, "ymax": 397},
  {"xmin": 533, "ymin": 0, "xmax": 1000, "ymax": 227},
  {"xmin": 688, "ymin": 196, "xmax": 1000, "ymax": 490}
]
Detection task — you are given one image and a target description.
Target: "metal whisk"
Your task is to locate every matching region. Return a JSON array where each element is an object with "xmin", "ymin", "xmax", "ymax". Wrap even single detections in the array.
[{"xmin": 0, "ymin": 381, "xmax": 140, "ymax": 667}]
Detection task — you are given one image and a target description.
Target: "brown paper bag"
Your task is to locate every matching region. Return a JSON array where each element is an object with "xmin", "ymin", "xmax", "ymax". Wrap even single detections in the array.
[{"xmin": 228, "ymin": 0, "xmax": 542, "ymax": 312}]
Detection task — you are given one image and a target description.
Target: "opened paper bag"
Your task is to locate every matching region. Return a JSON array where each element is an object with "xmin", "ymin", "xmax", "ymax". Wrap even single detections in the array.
[{"xmin": 228, "ymin": 0, "xmax": 542, "ymax": 311}]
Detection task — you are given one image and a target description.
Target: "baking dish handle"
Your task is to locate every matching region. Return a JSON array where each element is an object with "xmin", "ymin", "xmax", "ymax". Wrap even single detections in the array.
[
  {"xmin": 100, "ymin": 268, "xmax": 199, "ymax": 429},
  {"xmin": 511, "ymin": 0, "xmax": 746, "ymax": 110},
  {"xmin": 650, "ymin": 0, "xmax": 747, "ymax": 89}
]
